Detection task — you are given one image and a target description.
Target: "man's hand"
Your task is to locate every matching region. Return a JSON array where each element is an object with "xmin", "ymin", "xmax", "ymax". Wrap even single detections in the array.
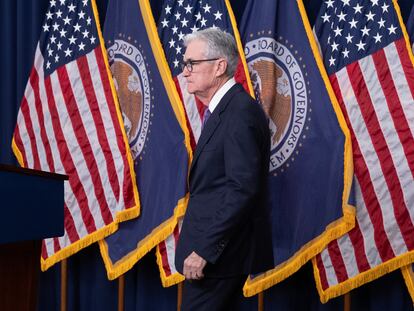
[{"xmin": 183, "ymin": 251, "xmax": 207, "ymax": 280}]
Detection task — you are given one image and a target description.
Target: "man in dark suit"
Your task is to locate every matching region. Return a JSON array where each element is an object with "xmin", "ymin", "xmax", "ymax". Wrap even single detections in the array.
[{"xmin": 175, "ymin": 28, "xmax": 273, "ymax": 310}]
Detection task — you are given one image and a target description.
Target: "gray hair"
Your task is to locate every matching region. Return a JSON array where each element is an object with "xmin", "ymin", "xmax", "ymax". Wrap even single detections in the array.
[{"xmin": 183, "ymin": 28, "xmax": 239, "ymax": 77}]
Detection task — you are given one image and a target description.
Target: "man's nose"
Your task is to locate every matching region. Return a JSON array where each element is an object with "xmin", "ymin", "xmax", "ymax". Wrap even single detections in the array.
[{"xmin": 182, "ymin": 65, "xmax": 190, "ymax": 77}]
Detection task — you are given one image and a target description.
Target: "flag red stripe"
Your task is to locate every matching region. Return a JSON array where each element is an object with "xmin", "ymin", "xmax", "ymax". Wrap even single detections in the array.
[
  {"xmin": 346, "ymin": 221, "xmax": 370, "ymax": 273},
  {"xmin": 93, "ymin": 47, "xmax": 135, "ymax": 208},
  {"xmin": 330, "ymin": 72, "xmax": 395, "ymax": 262},
  {"xmin": 53, "ymin": 237, "xmax": 61, "ymax": 253},
  {"xmin": 316, "ymin": 253, "xmax": 329, "ymax": 290},
  {"xmin": 395, "ymin": 38, "xmax": 414, "ymax": 113},
  {"xmin": 30, "ymin": 67, "xmax": 56, "ymax": 172},
  {"xmin": 77, "ymin": 54, "xmax": 120, "ymax": 213},
  {"xmin": 159, "ymin": 241, "xmax": 172, "ymax": 276},
  {"xmin": 348, "ymin": 61, "xmax": 414, "ymax": 251},
  {"xmin": 173, "ymin": 77, "xmax": 197, "ymax": 150},
  {"xmin": 13, "ymin": 125, "xmax": 28, "ymax": 168},
  {"xmin": 234, "ymin": 58, "xmax": 249, "ymax": 93},
  {"xmin": 57, "ymin": 65, "xmax": 113, "ymax": 226},
  {"xmin": 373, "ymin": 48, "xmax": 414, "ymax": 180},
  {"xmin": 327, "ymin": 239, "xmax": 349, "ymax": 283},
  {"xmin": 63, "ymin": 203, "xmax": 80, "ymax": 243},
  {"xmin": 194, "ymin": 96, "xmax": 206, "ymax": 122},
  {"xmin": 173, "ymin": 224, "xmax": 179, "ymax": 244},
  {"xmin": 44, "ymin": 76, "xmax": 97, "ymax": 234},
  {"xmin": 20, "ymin": 95, "xmax": 41, "ymax": 170},
  {"xmin": 41, "ymin": 241, "xmax": 47, "ymax": 260}
]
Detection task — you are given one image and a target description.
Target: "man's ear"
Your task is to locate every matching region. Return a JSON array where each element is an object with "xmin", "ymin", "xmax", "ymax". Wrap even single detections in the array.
[{"xmin": 216, "ymin": 59, "xmax": 227, "ymax": 77}]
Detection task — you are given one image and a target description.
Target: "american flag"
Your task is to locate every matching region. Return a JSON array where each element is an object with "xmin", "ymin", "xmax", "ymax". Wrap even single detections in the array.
[
  {"xmin": 12, "ymin": 0, "xmax": 139, "ymax": 271},
  {"xmin": 313, "ymin": 0, "xmax": 414, "ymax": 302},
  {"xmin": 156, "ymin": 0, "xmax": 252, "ymax": 286}
]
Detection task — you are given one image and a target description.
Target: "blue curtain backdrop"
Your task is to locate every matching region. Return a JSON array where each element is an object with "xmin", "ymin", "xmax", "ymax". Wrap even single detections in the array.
[{"xmin": 1, "ymin": 0, "xmax": 413, "ymax": 310}]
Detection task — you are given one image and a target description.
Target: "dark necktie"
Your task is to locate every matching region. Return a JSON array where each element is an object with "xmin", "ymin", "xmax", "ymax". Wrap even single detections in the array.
[{"xmin": 202, "ymin": 108, "xmax": 211, "ymax": 131}]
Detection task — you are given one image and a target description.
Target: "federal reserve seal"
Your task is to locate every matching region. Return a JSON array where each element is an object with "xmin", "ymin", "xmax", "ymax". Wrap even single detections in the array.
[
  {"xmin": 107, "ymin": 37, "xmax": 152, "ymax": 160},
  {"xmin": 244, "ymin": 34, "xmax": 310, "ymax": 174}
]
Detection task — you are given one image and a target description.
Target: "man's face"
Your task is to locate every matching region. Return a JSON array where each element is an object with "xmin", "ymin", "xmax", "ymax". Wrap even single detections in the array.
[{"xmin": 182, "ymin": 40, "xmax": 217, "ymax": 98}]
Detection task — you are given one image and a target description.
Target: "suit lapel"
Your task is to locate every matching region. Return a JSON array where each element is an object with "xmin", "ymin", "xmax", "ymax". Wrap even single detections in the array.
[
  {"xmin": 191, "ymin": 113, "xmax": 221, "ymax": 168},
  {"xmin": 189, "ymin": 84, "xmax": 243, "ymax": 175}
]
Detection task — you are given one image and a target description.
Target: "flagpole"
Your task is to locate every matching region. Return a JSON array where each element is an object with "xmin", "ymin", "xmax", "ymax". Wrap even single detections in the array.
[
  {"xmin": 258, "ymin": 292, "xmax": 264, "ymax": 311},
  {"xmin": 60, "ymin": 259, "xmax": 67, "ymax": 311},
  {"xmin": 177, "ymin": 282, "xmax": 183, "ymax": 311},
  {"xmin": 344, "ymin": 293, "xmax": 350, "ymax": 311},
  {"xmin": 118, "ymin": 275, "xmax": 125, "ymax": 311}
]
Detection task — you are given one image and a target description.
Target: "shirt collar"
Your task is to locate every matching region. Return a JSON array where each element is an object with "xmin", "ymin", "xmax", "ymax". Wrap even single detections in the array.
[{"xmin": 207, "ymin": 78, "xmax": 236, "ymax": 113}]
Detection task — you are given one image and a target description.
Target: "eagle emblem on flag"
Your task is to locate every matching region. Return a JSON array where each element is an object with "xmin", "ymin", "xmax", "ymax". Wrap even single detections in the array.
[
  {"xmin": 107, "ymin": 36, "xmax": 153, "ymax": 160},
  {"xmin": 245, "ymin": 34, "xmax": 310, "ymax": 173}
]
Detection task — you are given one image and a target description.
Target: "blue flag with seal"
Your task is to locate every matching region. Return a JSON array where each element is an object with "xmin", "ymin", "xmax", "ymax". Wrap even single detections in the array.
[
  {"xmin": 407, "ymin": 4, "xmax": 414, "ymax": 47},
  {"xmin": 241, "ymin": 0, "xmax": 355, "ymax": 296},
  {"xmin": 401, "ymin": 4, "xmax": 414, "ymax": 304},
  {"xmin": 98, "ymin": 0, "xmax": 191, "ymax": 280}
]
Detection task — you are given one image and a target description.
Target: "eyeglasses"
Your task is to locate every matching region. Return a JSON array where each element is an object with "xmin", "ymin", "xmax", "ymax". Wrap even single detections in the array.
[{"xmin": 181, "ymin": 58, "xmax": 220, "ymax": 72}]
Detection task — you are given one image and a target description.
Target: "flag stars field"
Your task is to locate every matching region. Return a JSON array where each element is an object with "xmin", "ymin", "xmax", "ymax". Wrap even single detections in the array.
[{"xmin": 320, "ymin": 0, "xmax": 400, "ymax": 70}]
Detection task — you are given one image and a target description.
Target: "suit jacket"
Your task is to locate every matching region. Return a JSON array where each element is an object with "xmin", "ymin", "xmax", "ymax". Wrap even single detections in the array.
[{"xmin": 175, "ymin": 84, "xmax": 273, "ymax": 277}]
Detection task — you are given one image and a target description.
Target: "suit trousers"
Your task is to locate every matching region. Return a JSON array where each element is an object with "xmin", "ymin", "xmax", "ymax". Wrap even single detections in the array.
[{"xmin": 181, "ymin": 275, "xmax": 247, "ymax": 311}]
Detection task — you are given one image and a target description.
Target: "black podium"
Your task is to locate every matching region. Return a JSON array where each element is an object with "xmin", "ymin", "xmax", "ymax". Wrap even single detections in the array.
[{"xmin": 0, "ymin": 164, "xmax": 66, "ymax": 311}]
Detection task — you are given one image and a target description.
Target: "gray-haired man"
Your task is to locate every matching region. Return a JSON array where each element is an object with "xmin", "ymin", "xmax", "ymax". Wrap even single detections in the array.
[{"xmin": 175, "ymin": 28, "xmax": 273, "ymax": 310}]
